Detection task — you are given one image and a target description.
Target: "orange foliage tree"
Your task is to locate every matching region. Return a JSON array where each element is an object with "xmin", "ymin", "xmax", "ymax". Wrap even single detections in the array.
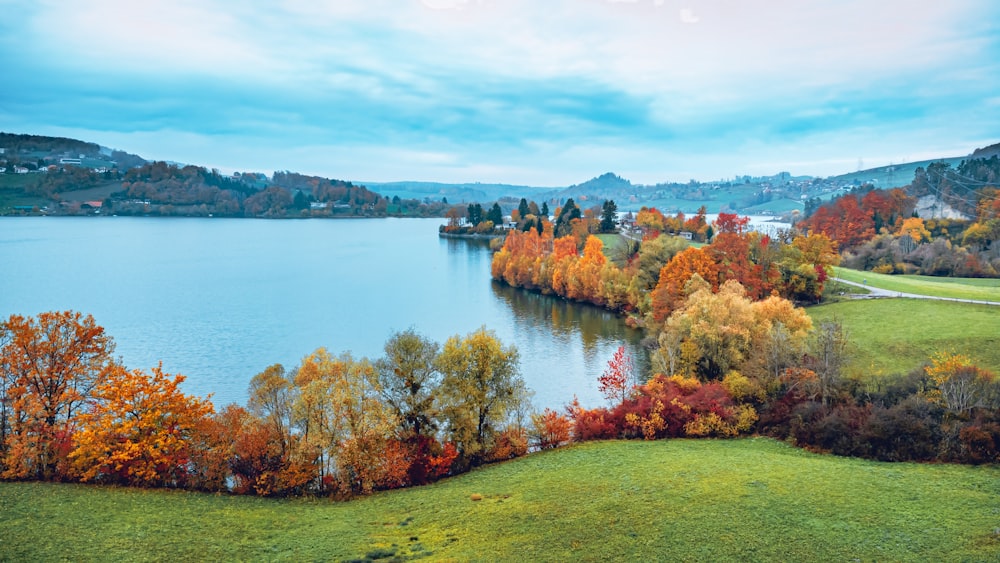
[
  {"xmin": 649, "ymin": 247, "xmax": 719, "ymax": 323},
  {"xmin": 70, "ymin": 363, "xmax": 215, "ymax": 487},
  {"xmin": 530, "ymin": 408, "xmax": 572, "ymax": 449},
  {"xmin": 0, "ymin": 311, "xmax": 118, "ymax": 480},
  {"xmin": 599, "ymin": 345, "xmax": 635, "ymax": 407}
]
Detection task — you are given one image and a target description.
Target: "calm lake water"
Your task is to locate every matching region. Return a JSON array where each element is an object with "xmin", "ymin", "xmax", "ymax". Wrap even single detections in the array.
[{"xmin": 0, "ymin": 217, "xmax": 643, "ymax": 410}]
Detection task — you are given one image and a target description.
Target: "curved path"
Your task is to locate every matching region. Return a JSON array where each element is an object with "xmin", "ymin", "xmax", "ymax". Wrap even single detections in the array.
[{"xmin": 832, "ymin": 278, "xmax": 1000, "ymax": 306}]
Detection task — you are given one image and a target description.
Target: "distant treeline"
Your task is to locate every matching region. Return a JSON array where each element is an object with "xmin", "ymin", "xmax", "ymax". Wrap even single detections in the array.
[{"xmin": 798, "ymin": 157, "xmax": 1000, "ymax": 277}]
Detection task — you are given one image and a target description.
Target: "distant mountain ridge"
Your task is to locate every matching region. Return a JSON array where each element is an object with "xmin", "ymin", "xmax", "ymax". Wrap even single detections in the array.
[{"xmin": 3, "ymin": 131, "xmax": 996, "ymax": 215}]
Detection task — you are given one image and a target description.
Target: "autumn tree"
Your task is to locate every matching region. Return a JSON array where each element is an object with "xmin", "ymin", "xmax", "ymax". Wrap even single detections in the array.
[
  {"xmin": 530, "ymin": 408, "xmax": 572, "ymax": 450},
  {"xmin": 635, "ymin": 206, "xmax": 667, "ymax": 238},
  {"xmin": 248, "ymin": 363, "xmax": 294, "ymax": 455},
  {"xmin": 569, "ymin": 236, "xmax": 607, "ymax": 304},
  {"xmin": 807, "ymin": 321, "xmax": 850, "ymax": 405},
  {"xmin": 292, "ymin": 349, "xmax": 400, "ymax": 495},
  {"xmin": 435, "ymin": 327, "xmax": 527, "ymax": 468},
  {"xmin": 222, "ymin": 404, "xmax": 314, "ymax": 496},
  {"xmin": 70, "ymin": 363, "xmax": 215, "ymax": 487},
  {"xmin": 0, "ymin": 311, "xmax": 118, "ymax": 480},
  {"xmin": 376, "ymin": 328, "xmax": 440, "ymax": 438},
  {"xmin": 925, "ymin": 352, "xmax": 998, "ymax": 415},
  {"xmin": 649, "ymin": 247, "xmax": 719, "ymax": 323},
  {"xmin": 599, "ymin": 345, "xmax": 635, "ymax": 407},
  {"xmin": 335, "ymin": 357, "xmax": 407, "ymax": 494},
  {"xmin": 653, "ymin": 281, "xmax": 812, "ymax": 384}
]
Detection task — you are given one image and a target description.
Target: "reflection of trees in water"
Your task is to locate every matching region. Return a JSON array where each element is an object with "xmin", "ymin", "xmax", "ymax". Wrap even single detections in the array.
[
  {"xmin": 442, "ymin": 236, "xmax": 493, "ymax": 271},
  {"xmin": 491, "ymin": 281, "xmax": 650, "ymax": 378},
  {"xmin": 443, "ymin": 236, "xmax": 493, "ymax": 252}
]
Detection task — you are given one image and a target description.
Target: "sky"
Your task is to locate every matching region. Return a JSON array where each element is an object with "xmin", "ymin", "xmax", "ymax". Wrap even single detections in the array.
[{"xmin": 1, "ymin": 0, "xmax": 999, "ymax": 186}]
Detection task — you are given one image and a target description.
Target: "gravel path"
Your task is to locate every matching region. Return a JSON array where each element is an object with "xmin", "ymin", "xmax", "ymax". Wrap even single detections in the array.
[{"xmin": 832, "ymin": 278, "xmax": 1000, "ymax": 306}]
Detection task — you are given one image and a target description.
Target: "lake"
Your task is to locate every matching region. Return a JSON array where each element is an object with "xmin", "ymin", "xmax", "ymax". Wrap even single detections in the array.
[{"xmin": 0, "ymin": 217, "xmax": 644, "ymax": 410}]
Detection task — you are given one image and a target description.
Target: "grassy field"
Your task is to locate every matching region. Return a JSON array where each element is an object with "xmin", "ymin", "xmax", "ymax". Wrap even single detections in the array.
[
  {"xmin": 0, "ymin": 174, "xmax": 47, "ymax": 209},
  {"xmin": 808, "ymin": 298, "xmax": 1000, "ymax": 376},
  {"xmin": 2, "ymin": 438, "xmax": 998, "ymax": 562},
  {"xmin": 833, "ymin": 266, "xmax": 1000, "ymax": 303}
]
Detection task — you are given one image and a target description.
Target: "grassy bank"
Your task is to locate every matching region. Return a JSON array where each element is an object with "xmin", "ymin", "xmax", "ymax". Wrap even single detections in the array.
[
  {"xmin": 808, "ymin": 298, "xmax": 1000, "ymax": 376},
  {"xmin": 833, "ymin": 266, "xmax": 1000, "ymax": 302},
  {"xmin": 2, "ymin": 439, "xmax": 998, "ymax": 561}
]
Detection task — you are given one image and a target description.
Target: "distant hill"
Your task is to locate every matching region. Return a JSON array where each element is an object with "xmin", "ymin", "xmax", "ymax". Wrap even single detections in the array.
[
  {"xmin": 971, "ymin": 142, "xmax": 1000, "ymax": 159},
  {"xmin": 0, "ymin": 132, "xmax": 147, "ymax": 170},
  {"xmin": 824, "ymin": 156, "xmax": 968, "ymax": 190},
  {"xmin": 362, "ymin": 180, "xmax": 556, "ymax": 204},
  {"xmin": 4, "ymin": 130, "xmax": 996, "ymax": 217}
]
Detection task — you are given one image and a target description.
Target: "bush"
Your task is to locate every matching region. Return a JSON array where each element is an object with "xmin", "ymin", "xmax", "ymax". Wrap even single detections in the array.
[
  {"xmin": 859, "ymin": 396, "xmax": 942, "ymax": 462},
  {"xmin": 530, "ymin": 409, "xmax": 572, "ymax": 450}
]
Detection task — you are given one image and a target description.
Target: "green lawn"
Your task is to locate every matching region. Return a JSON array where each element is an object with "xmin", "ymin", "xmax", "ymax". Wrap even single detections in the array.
[
  {"xmin": 2, "ymin": 439, "xmax": 998, "ymax": 562},
  {"xmin": 0, "ymin": 174, "xmax": 47, "ymax": 210},
  {"xmin": 808, "ymin": 299, "xmax": 1000, "ymax": 377},
  {"xmin": 833, "ymin": 266, "xmax": 1000, "ymax": 303}
]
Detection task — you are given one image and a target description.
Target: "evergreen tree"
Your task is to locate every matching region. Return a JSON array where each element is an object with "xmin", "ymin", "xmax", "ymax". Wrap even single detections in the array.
[
  {"xmin": 555, "ymin": 198, "xmax": 580, "ymax": 237},
  {"xmin": 468, "ymin": 203, "xmax": 484, "ymax": 226},
  {"xmin": 487, "ymin": 202, "xmax": 503, "ymax": 226},
  {"xmin": 599, "ymin": 199, "xmax": 618, "ymax": 233}
]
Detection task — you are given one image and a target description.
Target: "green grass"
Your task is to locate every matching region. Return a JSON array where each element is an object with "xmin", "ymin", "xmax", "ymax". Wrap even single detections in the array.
[
  {"xmin": 0, "ymin": 174, "xmax": 47, "ymax": 210},
  {"xmin": 833, "ymin": 266, "xmax": 1000, "ymax": 303},
  {"xmin": 2, "ymin": 439, "xmax": 998, "ymax": 561},
  {"xmin": 808, "ymin": 299, "xmax": 1000, "ymax": 376}
]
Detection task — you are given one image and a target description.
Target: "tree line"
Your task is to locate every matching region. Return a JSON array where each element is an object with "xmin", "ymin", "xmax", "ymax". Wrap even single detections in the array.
[
  {"xmin": 3, "ymin": 303, "xmax": 998, "ymax": 501},
  {"xmin": 798, "ymin": 162, "xmax": 1000, "ymax": 277},
  {"xmin": 492, "ymin": 209, "xmax": 839, "ymax": 325},
  {"xmin": 0, "ymin": 313, "xmax": 568, "ymax": 496}
]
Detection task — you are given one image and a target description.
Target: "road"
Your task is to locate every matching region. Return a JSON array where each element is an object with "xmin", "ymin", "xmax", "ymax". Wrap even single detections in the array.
[{"xmin": 832, "ymin": 278, "xmax": 1000, "ymax": 306}]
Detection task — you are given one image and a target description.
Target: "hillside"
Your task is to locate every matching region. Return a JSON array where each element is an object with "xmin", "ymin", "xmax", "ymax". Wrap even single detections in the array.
[
  {"xmin": 825, "ymin": 156, "xmax": 968, "ymax": 190},
  {"xmin": 362, "ymin": 179, "xmax": 555, "ymax": 204},
  {"xmin": 2, "ymin": 439, "xmax": 997, "ymax": 561},
  {"xmin": 4, "ymin": 131, "xmax": 996, "ymax": 216}
]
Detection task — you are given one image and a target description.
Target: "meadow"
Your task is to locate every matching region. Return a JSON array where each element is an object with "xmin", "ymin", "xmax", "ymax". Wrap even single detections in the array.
[
  {"xmin": 833, "ymin": 266, "xmax": 1000, "ymax": 303},
  {"xmin": 2, "ymin": 438, "xmax": 998, "ymax": 562},
  {"xmin": 807, "ymin": 298, "xmax": 1000, "ymax": 377}
]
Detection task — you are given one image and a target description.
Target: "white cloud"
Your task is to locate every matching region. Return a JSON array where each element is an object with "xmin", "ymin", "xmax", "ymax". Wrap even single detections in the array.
[
  {"xmin": 679, "ymin": 8, "xmax": 700, "ymax": 24},
  {"xmin": 3, "ymin": 0, "xmax": 998, "ymax": 184}
]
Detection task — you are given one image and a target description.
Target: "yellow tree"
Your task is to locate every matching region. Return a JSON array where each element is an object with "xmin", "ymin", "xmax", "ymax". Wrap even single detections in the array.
[
  {"xmin": 1, "ymin": 311, "xmax": 118, "ymax": 480},
  {"xmin": 745, "ymin": 295, "xmax": 814, "ymax": 391},
  {"xmin": 897, "ymin": 216, "xmax": 931, "ymax": 243},
  {"xmin": 70, "ymin": 363, "xmax": 215, "ymax": 487},
  {"xmin": 435, "ymin": 327, "xmax": 527, "ymax": 469},
  {"xmin": 292, "ymin": 349, "xmax": 399, "ymax": 495},
  {"xmin": 658, "ymin": 281, "xmax": 757, "ymax": 381},
  {"xmin": 925, "ymin": 352, "xmax": 997, "ymax": 415},
  {"xmin": 248, "ymin": 363, "xmax": 294, "ymax": 456},
  {"xmin": 335, "ymin": 357, "xmax": 404, "ymax": 494}
]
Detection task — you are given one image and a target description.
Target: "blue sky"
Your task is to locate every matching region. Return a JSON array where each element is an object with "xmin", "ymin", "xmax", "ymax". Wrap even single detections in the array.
[{"xmin": 2, "ymin": 0, "xmax": 998, "ymax": 185}]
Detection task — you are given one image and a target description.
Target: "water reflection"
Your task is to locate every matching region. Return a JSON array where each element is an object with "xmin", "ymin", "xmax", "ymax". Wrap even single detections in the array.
[{"xmin": 491, "ymin": 281, "xmax": 650, "ymax": 384}]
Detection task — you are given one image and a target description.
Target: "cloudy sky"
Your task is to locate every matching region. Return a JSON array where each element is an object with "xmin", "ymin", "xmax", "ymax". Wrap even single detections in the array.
[{"xmin": 2, "ymin": 0, "xmax": 998, "ymax": 185}]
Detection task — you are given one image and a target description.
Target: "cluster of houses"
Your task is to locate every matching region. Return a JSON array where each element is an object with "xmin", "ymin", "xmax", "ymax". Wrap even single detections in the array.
[{"xmin": 1, "ymin": 150, "xmax": 117, "ymax": 175}]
